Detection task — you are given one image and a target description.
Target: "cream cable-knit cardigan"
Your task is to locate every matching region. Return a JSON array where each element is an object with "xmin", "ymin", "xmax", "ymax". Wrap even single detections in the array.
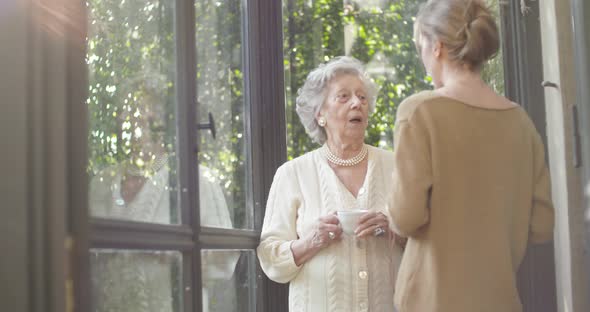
[{"xmin": 257, "ymin": 146, "xmax": 403, "ymax": 312}]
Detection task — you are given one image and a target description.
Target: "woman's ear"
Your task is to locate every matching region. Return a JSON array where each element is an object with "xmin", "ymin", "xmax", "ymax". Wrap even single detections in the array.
[
  {"xmin": 316, "ymin": 108, "xmax": 327, "ymax": 120},
  {"xmin": 434, "ymin": 40, "xmax": 443, "ymax": 58}
]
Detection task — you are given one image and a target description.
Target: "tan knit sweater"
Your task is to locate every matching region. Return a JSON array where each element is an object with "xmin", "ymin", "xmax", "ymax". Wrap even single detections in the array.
[{"xmin": 389, "ymin": 91, "xmax": 554, "ymax": 312}]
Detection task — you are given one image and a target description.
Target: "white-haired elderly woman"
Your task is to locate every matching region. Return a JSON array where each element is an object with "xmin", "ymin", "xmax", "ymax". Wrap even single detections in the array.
[{"xmin": 257, "ymin": 56, "xmax": 404, "ymax": 312}]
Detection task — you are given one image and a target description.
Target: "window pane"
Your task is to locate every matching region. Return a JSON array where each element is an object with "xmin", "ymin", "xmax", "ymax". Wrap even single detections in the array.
[
  {"xmin": 201, "ymin": 250, "xmax": 256, "ymax": 312},
  {"xmin": 90, "ymin": 249, "xmax": 183, "ymax": 312},
  {"xmin": 195, "ymin": 0, "xmax": 252, "ymax": 229},
  {"xmin": 86, "ymin": 0, "xmax": 180, "ymax": 224}
]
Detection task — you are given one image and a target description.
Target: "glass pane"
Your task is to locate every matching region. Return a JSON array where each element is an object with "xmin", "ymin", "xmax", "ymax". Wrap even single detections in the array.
[
  {"xmin": 283, "ymin": 0, "xmax": 505, "ymax": 158},
  {"xmin": 90, "ymin": 249, "xmax": 183, "ymax": 312},
  {"xmin": 195, "ymin": 1, "xmax": 252, "ymax": 229},
  {"xmin": 482, "ymin": 0, "xmax": 505, "ymax": 95},
  {"xmin": 86, "ymin": 0, "xmax": 180, "ymax": 224},
  {"xmin": 201, "ymin": 250, "xmax": 256, "ymax": 312}
]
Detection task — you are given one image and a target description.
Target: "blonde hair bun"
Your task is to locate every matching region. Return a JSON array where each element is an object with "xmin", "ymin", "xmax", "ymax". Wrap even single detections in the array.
[{"xmin": 415, "ymin": 0, "xmax": 500, "ymax": 70}]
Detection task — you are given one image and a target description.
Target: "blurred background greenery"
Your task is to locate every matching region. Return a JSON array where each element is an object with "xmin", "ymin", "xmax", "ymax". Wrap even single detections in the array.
[{"xmin": 86, "ymin": 0, "xmax": 504, "ymax": 227}]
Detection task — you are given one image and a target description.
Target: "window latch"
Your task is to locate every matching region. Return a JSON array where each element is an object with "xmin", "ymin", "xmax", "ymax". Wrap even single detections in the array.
[{"xmin": 197, "ymin": 112, "xmax": 216, "ymax": 140}]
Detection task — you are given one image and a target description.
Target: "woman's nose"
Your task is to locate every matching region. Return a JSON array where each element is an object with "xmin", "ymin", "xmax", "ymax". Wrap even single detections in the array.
[{"xmin": 350, "ymin": 95, "xmax": 361, "ymax": 109}]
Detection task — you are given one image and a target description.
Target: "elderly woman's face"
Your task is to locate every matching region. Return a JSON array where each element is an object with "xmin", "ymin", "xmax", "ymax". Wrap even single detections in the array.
[{"xmin": 319, "ymin": 74, "xmax": 369, "ymax": 143}]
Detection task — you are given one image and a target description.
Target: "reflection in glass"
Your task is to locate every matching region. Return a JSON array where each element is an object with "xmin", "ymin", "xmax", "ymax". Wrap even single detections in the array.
[
  {"xmin": 195, "ymin": 0, "xmax": 251, "ymax": 229},
  {"xmin": 86, "ymin": 0, "xmax": 179, "ymax": 223},
  {"xmin": 199, "ymin": 165, "xmax": 234, "ymax": 228},
  {"xmin": 90, "ymin": 249, "xmax": 182, "ymax": 312},
  {"xmin": 201, "ymin": 250, "xmax": 255, "ymax": 312}
]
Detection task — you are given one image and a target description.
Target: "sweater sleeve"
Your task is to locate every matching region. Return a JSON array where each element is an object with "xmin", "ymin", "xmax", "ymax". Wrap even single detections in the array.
[
  {"xmin": 256, "ymin": 164, "xmax": 303, "ymax": 283},
  {"xmin": 529, "ymin": 132, "xmax": 555, "ymax": 244},
  {"xmin": 389, "ymin": 115, "xmax": 433, "ymax": 237}
]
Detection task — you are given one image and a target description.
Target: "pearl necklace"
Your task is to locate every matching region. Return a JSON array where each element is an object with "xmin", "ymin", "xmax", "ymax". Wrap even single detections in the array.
[{"xmin": 322, "ymin": 144, "xmax": 368, "ymax": 167}]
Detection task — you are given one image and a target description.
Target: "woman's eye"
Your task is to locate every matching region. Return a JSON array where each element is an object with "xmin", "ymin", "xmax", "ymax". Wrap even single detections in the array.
[{"xmin": 337, "ymin": 94, "xmax": 349, "ymax": 101}]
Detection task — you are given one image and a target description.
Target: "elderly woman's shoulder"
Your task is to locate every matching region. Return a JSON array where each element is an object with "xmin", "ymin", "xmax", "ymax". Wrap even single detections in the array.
[
  {"xmin": 396, "ymin": 90, "xmax": 439, "ymax": 121},
  {"xmin": 275, "ymin": 149, "xmax": 318, "ymax": 174}
]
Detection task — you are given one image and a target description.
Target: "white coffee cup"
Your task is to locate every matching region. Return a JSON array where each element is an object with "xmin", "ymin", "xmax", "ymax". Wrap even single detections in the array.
[{"xmin": 337, "ymin": 210, "xmax": 369, "ymax": 235}]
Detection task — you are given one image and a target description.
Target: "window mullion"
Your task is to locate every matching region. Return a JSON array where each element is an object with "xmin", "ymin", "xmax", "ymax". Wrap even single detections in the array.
[
  {"xmin": 247, "ymin": 0, "xmax": 289, "ymax": 311},
  {"xmin": 174, "ymin": 0, "xmax": 200, "ymax": 311},
  {"xmin": 90, "ymin": 219, "xmax": 194, "ymax": 250}
]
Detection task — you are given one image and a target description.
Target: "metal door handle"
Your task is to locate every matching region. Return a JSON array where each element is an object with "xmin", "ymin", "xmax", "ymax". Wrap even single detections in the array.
[{"xmin": 541, "ymin": 80, "xmax": 559, "ymax": 89}]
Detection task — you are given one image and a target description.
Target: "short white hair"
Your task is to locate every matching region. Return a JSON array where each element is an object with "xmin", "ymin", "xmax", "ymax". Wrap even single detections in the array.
[{"xmin": 295, "ymin": 56, "xmax": 378, "ymax": 144}]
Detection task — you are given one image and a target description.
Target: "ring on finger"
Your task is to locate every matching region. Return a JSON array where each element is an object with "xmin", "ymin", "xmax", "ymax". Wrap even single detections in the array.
[
  {"xmin": 328, "ymin": 231, "xmax": 336, "ymax": 240},
  {"xmin": 373, "ymin": 227, "xmax": 386, "ymax": 237}
]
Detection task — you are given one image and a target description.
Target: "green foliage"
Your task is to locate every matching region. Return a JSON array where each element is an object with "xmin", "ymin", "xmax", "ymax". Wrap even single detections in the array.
[
  {"xmin": 87, "ymin": 0, "xmax": 176, "ymax": 175},
  {"xmin": 283, "ymin": 0, "xmax": 505, "ymax": 159},
  {"xmin": 482, "ymin": 0, "xmax": 505, "ymax": 95},
  {"xmin": 87, "ymin": 0, "xmax": 249, "ymax": 227},
  {"xmin": 194, "ymin": 0, "xmax": 248, "ymax": 227},
  {"xmin": 87, "ymin": 0, "xmax": 504, "ymax": 227},
  {"xmin": 283, "ymin": 0, "xmax": 428, "ymax": 158}
]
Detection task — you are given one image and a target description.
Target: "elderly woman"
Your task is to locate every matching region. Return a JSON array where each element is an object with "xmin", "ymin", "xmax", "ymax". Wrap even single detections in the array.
[
  {"xmin": 257, "ymin": 56, "xmax": 403, "ymax": 312},
  {"xmin": 390, "ymin": 1, "xmax": 554, "ymax": 311}
]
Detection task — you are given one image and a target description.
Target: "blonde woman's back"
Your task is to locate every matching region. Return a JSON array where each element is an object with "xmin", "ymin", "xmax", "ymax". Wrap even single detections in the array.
[
  {"xmin": 391, "ymin": 91, "xmax": 554, "ymax": 312},
  {"xmin": 434, "ymin": 80, "xmax": 517, "ymax": 110}
]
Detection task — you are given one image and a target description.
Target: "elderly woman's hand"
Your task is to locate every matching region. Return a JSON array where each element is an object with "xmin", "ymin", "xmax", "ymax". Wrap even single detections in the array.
[
  {"xmin": 309, "ymin": 213, "xmax": 344, "ymax": 248},
  {"xmin": 291, "ymin": 213, "xmax": 343, "ymax": 266},
  {"xmin": 354, "ymin": 211, "xmax": 391, "ymax": 239}
]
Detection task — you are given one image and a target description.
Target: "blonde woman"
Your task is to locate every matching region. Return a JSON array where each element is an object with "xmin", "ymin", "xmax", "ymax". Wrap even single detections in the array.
[{"xmin": 389, "ymin": 1, "xmax": 554, "ymax": 311}]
